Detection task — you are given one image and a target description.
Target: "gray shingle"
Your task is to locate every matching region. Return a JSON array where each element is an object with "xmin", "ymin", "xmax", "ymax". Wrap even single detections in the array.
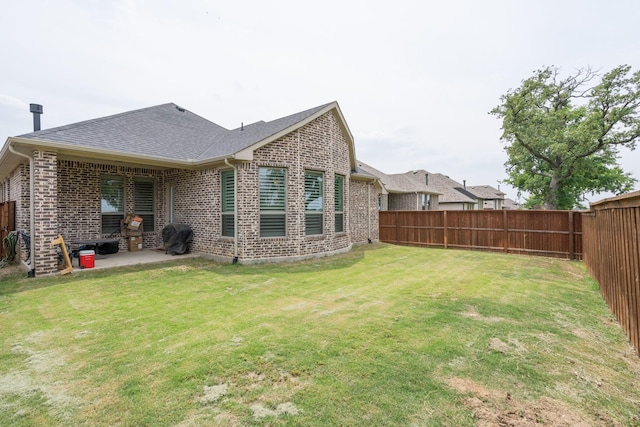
[
  {"xmin": 423, "ymin": 173, "xmax": 477, "ymax": 203},
  {"xmin": 18, "ymin": 103, "xmax": 228, "ymax": 161},
  {"xmin": 466, "ymin": 185, "xmax": 505, "ymax": 199},
  {"xmin": 16, "ymin": 102, "xmax": 335, "ymax": 163},
  {"xmin": 356, "ymin": 162, "xmax": 441, "ymax": 194},
  {"xmin": 196, "ymin": 102, "xmax": 334, "ymax": 160}
]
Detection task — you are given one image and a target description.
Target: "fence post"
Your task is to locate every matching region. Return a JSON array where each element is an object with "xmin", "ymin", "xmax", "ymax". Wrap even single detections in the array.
[
  {"xmin": 503, "ymin": 210, "xmax": 508, "ymax": 254},
  {"xmin": 568, "ymin": 211, "xmax": 575, "ymax": 260},
  {"xmin": 395, "ymin": 211, "xmax": 400, "ymax": 244},
  {"xmin": 443, "ymin": 210, "xmax": 448, "ymax": 249}
]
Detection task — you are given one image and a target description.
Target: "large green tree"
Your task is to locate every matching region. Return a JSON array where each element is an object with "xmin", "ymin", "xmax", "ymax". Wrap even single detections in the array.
[{"xmin": 491, "ymin": 65, "xmax": 640, "ymax": 209}]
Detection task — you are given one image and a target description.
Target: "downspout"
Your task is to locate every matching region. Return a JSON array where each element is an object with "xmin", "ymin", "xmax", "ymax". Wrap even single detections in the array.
[
  {"xmin": 8, "ymin": 143, "xmax": 36, "ymax": 277},
  {"xmin": 224, "ymin": 158, "xmax": 239, "ymax": 264},
  {"xmin": 368, "ymin": 182, "xmax": 372, "ymax": 243}
]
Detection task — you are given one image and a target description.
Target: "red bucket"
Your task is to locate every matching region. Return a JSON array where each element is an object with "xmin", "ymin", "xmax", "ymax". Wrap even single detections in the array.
[{"xmin": 79, "ymin": 250, "xmax": 95, "ymax": 269}]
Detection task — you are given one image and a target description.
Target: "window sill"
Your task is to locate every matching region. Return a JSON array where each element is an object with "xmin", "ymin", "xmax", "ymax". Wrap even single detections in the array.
[
  {"xmin": 260, "ymin": 236, "xmax": 289, "ymax": 241},
  {"xmin": 305, "ymin": 234, "xmax": 327, "ymax": 241}
]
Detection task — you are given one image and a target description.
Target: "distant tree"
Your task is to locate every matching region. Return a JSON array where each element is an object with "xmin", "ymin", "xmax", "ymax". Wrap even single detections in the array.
[{"xmin": 491, "ymin": 65, "xmax": 640, "ymax": 209}]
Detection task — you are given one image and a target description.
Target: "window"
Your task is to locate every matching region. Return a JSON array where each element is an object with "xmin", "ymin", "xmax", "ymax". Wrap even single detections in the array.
[
  {"xmin": 221, "ymin": 170, "xmax": 235, "ymax": 237},
  {"xmin": 134, "ymin": 179, "xmax": 155, "ymax": 231},
  {"xmin": 305, "ymin": 171, "xmax": 324, "ymax": 235},
  {"xmin": 259, "ymin": 167, "xmax": 286, "ymax": 237},
  {"xmin": 101, "ymin": 176, "xmax": 124, "ymax": 234},
  {"xmin": 334, "ymin": 175, "xmax": 344, "ymax": 233}
]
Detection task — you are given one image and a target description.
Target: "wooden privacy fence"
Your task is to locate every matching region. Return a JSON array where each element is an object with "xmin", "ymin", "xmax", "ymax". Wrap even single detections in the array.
[
  {"xmin": 379, "ymin": 209, "xmax": 582, "ymax": 260},
  {"xmin": 582, "ymin": 191, "xmax": 640, "ymax": 357},
  {"xmin": 1, "ymin": 201, "xmax": 16, "ymax": 258}
]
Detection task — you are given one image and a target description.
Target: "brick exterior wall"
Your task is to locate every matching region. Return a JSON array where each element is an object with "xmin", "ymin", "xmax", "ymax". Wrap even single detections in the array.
[
  {"xmin": 10, "ymin": 165, "xmax": 28, "ymax": 232},
  {"xmin": 33, "ymin": 151, "xmax": 58, "ymax": 275},
  {"xmin": 349, "ymin": 179, "xmax": 379, "ymax": 243},
  {"xmin": 389, "ymin": 193, "xmax": 421, "ymax": 211},
  {"xmin": 57, "ymin": 160, "xmax": 164, "ymax": 251},
  {"xmin": 382, "ymin": 193, "xmax": 440, "ymax": 211},
  {"xmin": 8, "ymin": 109, "xmax": 380, "ymax": 272},
  {"xmin": 7, "ymin": 164, "xmax": 29, "ymax": 262},
  {"xmin": 164, "ymin": 168, "xmax": 234, "ymax": 258},
  {"xmin": 166, "ymin": 111, "xmax": 367, "ymax": 262},
  {"xmin": 236, "ymin": 111, "xmax": 353, "ymax": 261}
]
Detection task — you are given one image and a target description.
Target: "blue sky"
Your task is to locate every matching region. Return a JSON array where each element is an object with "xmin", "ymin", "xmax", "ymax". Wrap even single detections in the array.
[{"xmin": 1, "ymin": 0, "xmax": 639, "ymax": 203}]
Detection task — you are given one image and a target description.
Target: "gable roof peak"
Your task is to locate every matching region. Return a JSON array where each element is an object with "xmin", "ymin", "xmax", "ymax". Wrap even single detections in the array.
[{"xmin": 4, "ymin": 101, "xmax": 355, "ymax": 170}]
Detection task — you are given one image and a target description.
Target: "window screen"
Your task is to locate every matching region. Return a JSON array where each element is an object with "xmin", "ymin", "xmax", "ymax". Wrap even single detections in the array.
[
  {"xmin": 259, "ymin": 167, "xmax": 286, "ymax": 237},
  {"xmin": 134, "ymin": 179, "xmax": 155, "ymax": 231},
  {"xmin": 334, "ymin": 175, "xmax": 344, "ymax": 233},
  {"xmin": 221, "ymin": 170, "xmax": 235, "ymax": 237},
  {"xmin": 305, "ymin": 170, "xmax": 323, "ymax": 235},
  {"xmin": 101, "ymin": 176, "xmax": 124, "ymax": 234}
]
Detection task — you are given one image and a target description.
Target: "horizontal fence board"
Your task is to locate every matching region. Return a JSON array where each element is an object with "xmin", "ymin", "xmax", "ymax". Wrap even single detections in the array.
[
  {"xmin": 379, "ymin": 210, "xmax": 582, "ymax": 260},
  {"xmin": 581, "ymin": 191, "xmax": 640, "ymax": 357}
]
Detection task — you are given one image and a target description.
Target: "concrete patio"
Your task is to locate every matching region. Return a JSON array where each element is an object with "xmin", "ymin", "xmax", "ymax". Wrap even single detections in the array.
[{"xmin": 70, "ymin": 248, "xmax": 200, "ymax": 272}]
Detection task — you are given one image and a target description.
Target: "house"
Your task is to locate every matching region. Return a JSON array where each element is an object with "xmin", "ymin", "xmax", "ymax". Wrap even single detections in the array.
[
  {"xmin": 358, "ymin": 164, "xmax": 508, "ymax": 211},
  {"xmin": 355, "ymin": 163, "xmax": 442, "ymax": 210},
  {"xmin": 412, "ymin": 173, "xmax": 507, "ymax": 211},
  {"xmin": 465, "ymin": 185, "xmax": 506, "ymax": 210},
  {"xmin": 502, "ymin": 197, "xmax": 520, "ymax": 210},
  {"xmin": 0, "ymin": 102, "xmax": 382, "ymax": 276}
]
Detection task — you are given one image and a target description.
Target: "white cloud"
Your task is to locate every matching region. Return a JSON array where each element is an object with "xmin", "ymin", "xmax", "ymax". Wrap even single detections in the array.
[
  {"xmin": 1, "ymin": 0, "xmax": 639, "ymax": 200},
  {"xmin": 0, "ymin": 94, "xmax": 26, "ymax": 109}
]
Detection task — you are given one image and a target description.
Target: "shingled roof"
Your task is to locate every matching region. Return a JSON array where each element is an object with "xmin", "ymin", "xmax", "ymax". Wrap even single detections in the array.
[
  {"xmin": 356, "ymin": 162, "xmax": 441, "ymax": 195},
  {"xmin": 13, "ymin": 102, "xmax": 335, "ymax": 163},
  {"xmin": 466, "ymin": 185, "xmax": 505, "ymax": 200},
  {"xmin": 419, "ymin": 173, "xmax": 477, "ymax": 204}
]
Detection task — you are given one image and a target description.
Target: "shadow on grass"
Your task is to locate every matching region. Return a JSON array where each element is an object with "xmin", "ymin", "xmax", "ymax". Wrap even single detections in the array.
[
  {"xmin": 213, "ymin": 242, "xmax": 382, "ymax": 277},
  {"xmin": 0, "ymin": 243, "xmax": 384, "ymax": 296}
]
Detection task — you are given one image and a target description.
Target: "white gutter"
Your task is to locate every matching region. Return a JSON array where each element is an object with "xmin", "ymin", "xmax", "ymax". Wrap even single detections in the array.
[
  {"xmin": 9, "ymin": 136, "xmax": 245, "ymax": 170},
  {"xmin": 8, "ymin": 143, "xmax": 36, "ymax": 276},
  {"xmin": 224, "ymin": 158, "xmax": 239, "ymax": 263}
]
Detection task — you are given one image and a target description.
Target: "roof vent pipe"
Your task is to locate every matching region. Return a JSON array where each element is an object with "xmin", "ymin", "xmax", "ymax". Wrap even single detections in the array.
[
  {"xmin": 240, "ymin": 122, "xmax": 244, "ymax": 131},
  {"xmin": 463, "ymin": 180, "xmax": 466, "ymax": 189},
  {"xmin": 30, "ymin": 104, "xmax": 43, "ymax": 131},
  {"xmin": 425, "ymin": 173, "xmax": 428, "ymax": 186}
]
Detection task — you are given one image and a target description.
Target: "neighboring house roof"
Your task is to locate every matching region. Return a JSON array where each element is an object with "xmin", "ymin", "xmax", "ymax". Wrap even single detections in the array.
[
  {"xmin": 502, "ymin": 198, "xmax": 521, "ymax": 210},
  {"xmin": 424, "ymin": 173, "xmax": 477, "ymax": 204},
  {"xmin": 353, "ymin": 163, "xmax": 506, "ymax": 206},
  {"xmin": 356, "ymin": 162, "xmax": 441, "ymax": 195},
  {"xmin": 0, "ymin": 101, "xmax": 356, "ymax": 178},
  {"xmin": 466, "ymin": 185, "xmax": 505, "ymax": 200}
]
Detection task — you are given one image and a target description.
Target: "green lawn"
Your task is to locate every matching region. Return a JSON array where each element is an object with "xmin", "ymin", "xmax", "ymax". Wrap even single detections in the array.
[{"xmin": 1, "ymin": 244, "xmax": 639, "ymax": 426}]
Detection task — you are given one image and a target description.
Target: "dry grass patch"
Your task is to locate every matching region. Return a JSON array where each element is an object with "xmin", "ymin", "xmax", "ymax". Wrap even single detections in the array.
[
  {"xmin": 445, "ymin": 377, "xmax": 611, "ymax": 426},
  {"xmin": 1, "ymin": 244, "xmax": 640, "ymax": 426}
]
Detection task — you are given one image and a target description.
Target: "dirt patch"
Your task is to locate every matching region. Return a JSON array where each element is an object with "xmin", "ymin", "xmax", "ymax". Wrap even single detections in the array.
[
  {"xmin": 445, "ymin": 377, "xmax": 503, "ymax": 401},
  {"xmin": 488, "ymin": 338, "xmax": 510, "ymax": 353},
  {"xmin": 487, "ymin": 337, "xmax": 528, "ymax": 355},
  {"xmin": 0, "ymin": 369, "xmax": 81, "ymax": 416},
  {"xmin": 446, "ymin": 377, "xmax": 614, "ymax": 426},
  {"xmin": 0, "ymin": 263, "xmax": 22, "ymax": 279},
  {"xmin": 199, "ymin": 384, "xmax": 228, "ymax": 404},
  {"xmin": 460, "ymin": 306, "xmax": 506, "ymax": 323},
  {"xmin": 3, "ymin": 336, "xmax": 81, "ymax": 418},
  {"xmin": 250, "ymin": 401, "xmax": 300, "ymax": 419},
  {"xmin": 164, "ymin": 265, "xmax": 192, "ymax": 272}
]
